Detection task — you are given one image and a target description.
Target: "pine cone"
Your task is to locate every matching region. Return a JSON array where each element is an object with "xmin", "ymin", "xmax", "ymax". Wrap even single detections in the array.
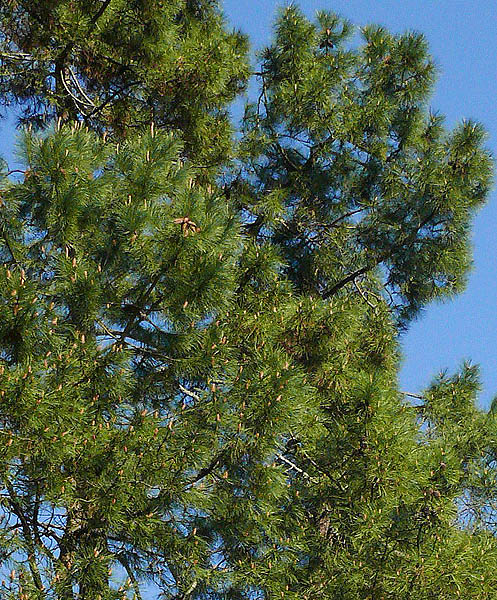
[{"xmin": 173, "ymin": 217, "xmax": 201, "ymax": 236}]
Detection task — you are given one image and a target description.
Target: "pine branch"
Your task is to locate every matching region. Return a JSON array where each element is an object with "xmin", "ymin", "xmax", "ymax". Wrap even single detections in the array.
[
  {"xmin": 275, "ymin": 453, "xmax": 318, "ymax": 482},
  {"xmin": 5, "ymin": 481, "xmax": 45, "ymax": 594},
  {"xmin": 186, "ymin": 448, "xmax": 230, "ymax": 488},
  {"xmin": 401, "ymin": 391, "xmax": 425, "ymax": 401},
  {"xmin": 322, "ymin": 263, "xmax": 372, "ymax": 299},
  {"xmin": 178, "ymin": 384, "xmax": 201, "ymax": 402},
  {"xmin": 116, "ymin": 554, "xmax": 143, "ymax": 600},
  {"xmin": 0, "ymin": 51, "xmax": 35, "ymax": 61},
  {"xmin": 68, "ymin": 67, "xmax": 96, "ymax": 108},
  {"xmin": 353, "ymin": 278, "xmax": 377, "ymax": 309},
  {"xmin": 90, "ymin": 0, "xmax": 114, "ymax": 27}
]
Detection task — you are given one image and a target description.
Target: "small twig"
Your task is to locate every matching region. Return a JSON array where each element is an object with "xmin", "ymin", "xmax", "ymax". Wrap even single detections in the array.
[
  {"xmin": 96, "ymin": 319, "xmax": 120, "ymax": 341},
  {"xmin": 401, "ymin": 391, "xmax": 425, "ymax": 401},
  {"xmin": 275, "ymin": 453, "xmax": 319, "ymax": 483},
  {"xmin": 326, "ymin": 207, "xmax": 366, "ymax": 230},
  {"xmin": 353, "ymin": 278, "xmax": 377, "ymax": 309},
  {"xmin": 68, "ymin": 67, "xmax": 96, "ymax": 108},
  {"xmin": 60, "ymin": 69, "xmax": 92, "ymax": 115},
  {"xmin": 178, "ymin": 384, "xmax": 201, "ymax": 403},
  {"xmin": 0, "ymin": 51, "xmax": 34, "ymax": 61}
]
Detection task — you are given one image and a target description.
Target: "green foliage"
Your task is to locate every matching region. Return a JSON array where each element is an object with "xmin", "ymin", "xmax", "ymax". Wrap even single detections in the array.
[
  {"xmin": 238, "ymin": 5, "xmax": 493, "ymax": 325},
  {"xmin": 0, "ymin": 0, "xmax": 250, "ymax": 169},
  {"xmin": 0, "ymin": 3, "xmax": 495, "ymax": 600}
]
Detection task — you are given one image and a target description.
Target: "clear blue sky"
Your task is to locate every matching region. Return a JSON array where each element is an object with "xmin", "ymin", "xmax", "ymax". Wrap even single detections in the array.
[
  {"xmin": 222, "ymin": 0, "xmax": 497, "ymax": 408},
  {"xmin": 0, "ymin": 0, "xmax": 496, "ymax": 407}
]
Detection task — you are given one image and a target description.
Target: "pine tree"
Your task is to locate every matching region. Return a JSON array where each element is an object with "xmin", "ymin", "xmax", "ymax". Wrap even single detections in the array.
[
  {"xmin": 0, "ymin": 0, "xmax": 249, "ymax": 169},
  {"xmin": 0, "ymin": 3, "xmax": 496, "ymax": 600},
  {"xmin": 238, "ymin": 7, "xmax": 492, "ymax": 326}
]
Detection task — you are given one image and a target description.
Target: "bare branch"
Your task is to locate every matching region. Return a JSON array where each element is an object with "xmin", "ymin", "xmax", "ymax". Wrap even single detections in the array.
[
  {"xmin": 178, "ymin": 384, "xmax": 201, "ymax": 402},
  {"xmin": 275, "ymin": 453, "xmax": 319, "ymax": 482}
]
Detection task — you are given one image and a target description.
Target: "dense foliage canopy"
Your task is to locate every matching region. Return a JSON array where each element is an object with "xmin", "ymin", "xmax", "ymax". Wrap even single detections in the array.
[{"xmin": 0, "ymin": 2, "xmax": 495, "ymax": 599}]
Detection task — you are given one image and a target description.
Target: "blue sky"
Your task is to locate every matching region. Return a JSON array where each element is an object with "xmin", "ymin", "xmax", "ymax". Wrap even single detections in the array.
[
  {"xmin": 0, "ymin": 0, "xmax": 496, "ymax": 407},
  {"xmin": 222, "ymin": 0, "xmax": 497, "ymax": 407}
]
